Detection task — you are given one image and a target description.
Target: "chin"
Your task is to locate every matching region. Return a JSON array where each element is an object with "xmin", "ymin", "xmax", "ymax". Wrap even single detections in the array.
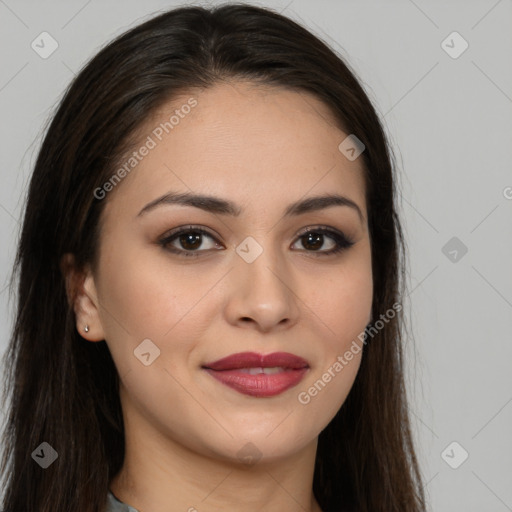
[{"xmin": 207, "ymin": 426, "xmax": 316, "ymax": 467}]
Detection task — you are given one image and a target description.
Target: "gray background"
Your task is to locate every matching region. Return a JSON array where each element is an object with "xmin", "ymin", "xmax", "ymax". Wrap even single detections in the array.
[{"xmin": 1, "ymin": 0, "xmax": 511, "ymax": 510}]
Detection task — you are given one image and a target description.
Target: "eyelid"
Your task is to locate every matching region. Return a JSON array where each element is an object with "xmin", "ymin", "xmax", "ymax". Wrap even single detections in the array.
[
  {"xmin": 158, "ymin": 225, "xmax": 223, "ymax": 256},
  {"xmin": 160, "ymin": 224, "xmax": 221, "ymax": 242},
  {"xmin": 294, "ymin": 224, "xmax": 347, "ymax": 239},
  {"xmin": 291, "ymin": 224, "xmax": 355, "ymax": 253},
  {"xmin": 158, "ymin": 224, "xmax": 355, "ymax": 257}
]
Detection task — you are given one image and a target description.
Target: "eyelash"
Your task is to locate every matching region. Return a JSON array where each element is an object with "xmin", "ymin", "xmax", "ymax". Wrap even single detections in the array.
[{"xmin": 158, "ymin": 224, "xmax": 355, "ymax": 259}]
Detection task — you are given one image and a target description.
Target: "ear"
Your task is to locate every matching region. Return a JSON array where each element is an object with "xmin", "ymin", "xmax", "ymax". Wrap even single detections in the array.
[{"xmin": 60, "ymin": 253, "xmax": 105, "ymax": 342}]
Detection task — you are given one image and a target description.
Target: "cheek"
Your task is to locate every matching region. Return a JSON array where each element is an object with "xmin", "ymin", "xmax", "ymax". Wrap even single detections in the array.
[
  {"xmin": 97, "ymin": 239, "xmax": 196, "ymax": 333},
  {"xmin": 95, "ymin": 241, "xmax": 224, "ymax": 371},
  {"xmin": 305, "ymin": 256, "xmax": 373, "ymax": 350},
  {"xmin": 294, "ymin": 263, "xmax": 371, "ymax": 431}
]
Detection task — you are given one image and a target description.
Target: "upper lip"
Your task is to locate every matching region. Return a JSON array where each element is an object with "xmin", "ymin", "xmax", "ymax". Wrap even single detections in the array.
[{"xmin": 202, "ymin": 351, "xmax": 309, "ymax": 371}]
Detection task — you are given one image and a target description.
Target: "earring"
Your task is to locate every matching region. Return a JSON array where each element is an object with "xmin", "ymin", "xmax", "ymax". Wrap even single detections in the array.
[{"xmin": 84, "ymin": 325, "xmax": 89, "ymax": 333}]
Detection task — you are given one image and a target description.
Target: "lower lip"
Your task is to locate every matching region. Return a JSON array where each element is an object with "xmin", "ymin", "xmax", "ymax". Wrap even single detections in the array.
[{"xmin": 203, "ymin": 368, "xmax": 309, "ymax": 397}]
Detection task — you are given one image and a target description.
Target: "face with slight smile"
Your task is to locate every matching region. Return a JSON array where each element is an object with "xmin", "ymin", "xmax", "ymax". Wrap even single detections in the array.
[{"xmin": 82, "ymin": 81, "xmax": 373, "ymax": 466}]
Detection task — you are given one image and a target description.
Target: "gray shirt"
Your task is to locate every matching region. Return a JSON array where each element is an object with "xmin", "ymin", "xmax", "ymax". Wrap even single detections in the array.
[{"xmin": 105, "ymin": 490, "xmax": 140, "ymax": 512}]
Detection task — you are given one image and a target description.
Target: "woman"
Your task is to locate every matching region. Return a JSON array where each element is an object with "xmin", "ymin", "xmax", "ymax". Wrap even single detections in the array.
[{"xmin": 0, "ymin": 3, "xmax": 426, "ymax": 511}]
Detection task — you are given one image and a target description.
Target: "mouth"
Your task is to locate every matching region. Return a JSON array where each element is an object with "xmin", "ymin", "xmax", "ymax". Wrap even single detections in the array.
[{"xmin": 202, "ymin": 351, "xmax": 310, "ymax": 398}]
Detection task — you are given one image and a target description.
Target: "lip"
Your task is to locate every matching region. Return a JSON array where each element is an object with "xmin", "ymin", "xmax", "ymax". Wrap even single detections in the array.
[
  {"xmin": 202, "ymin": 351, "xmax": 310, "ymax": 398},
  {"xmin": 203, "ymin": 351, "xmax": 309, "ymax": 371}
]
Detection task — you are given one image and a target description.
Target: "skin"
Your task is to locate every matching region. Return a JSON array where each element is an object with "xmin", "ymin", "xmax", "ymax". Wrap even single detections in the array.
[{"xmin": 67, "ymin": 81, "xmax": 373, "ymax": 512}]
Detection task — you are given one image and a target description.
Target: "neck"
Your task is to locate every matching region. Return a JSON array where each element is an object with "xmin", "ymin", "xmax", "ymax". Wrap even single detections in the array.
[{"xmin": 110, "ymin": 408, "xmax": 323, "ymax": 512}]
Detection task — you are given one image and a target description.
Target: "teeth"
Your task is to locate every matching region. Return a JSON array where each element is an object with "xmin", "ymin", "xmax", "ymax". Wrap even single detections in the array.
[{"xmin": 238, "ymin": 366, "xmax": 285, "ymax": 375}]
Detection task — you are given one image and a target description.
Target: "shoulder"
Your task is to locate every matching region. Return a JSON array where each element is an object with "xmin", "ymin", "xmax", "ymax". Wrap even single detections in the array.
[{"xmin": 104, "ymin": 490, "xmax": 141, "ymax": 512}]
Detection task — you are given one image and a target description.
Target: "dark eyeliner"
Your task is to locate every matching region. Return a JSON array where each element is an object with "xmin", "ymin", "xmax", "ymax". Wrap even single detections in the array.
[
  {"xmin": 158, "ymin": 224, "xmax": 355, "ymax": 258},
  {"xmin": 294, "ymin": 226, "xmax": 355, "ymax": 256},
  {"xmin": 158, "ymin": 225, "xmax": 221, "ymax": 258}
]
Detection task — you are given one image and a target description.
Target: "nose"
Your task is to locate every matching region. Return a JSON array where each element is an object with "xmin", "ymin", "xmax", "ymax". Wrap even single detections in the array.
[{"xmin": 223, "ymin": 241, "xmax": 300, "ymax": 333}]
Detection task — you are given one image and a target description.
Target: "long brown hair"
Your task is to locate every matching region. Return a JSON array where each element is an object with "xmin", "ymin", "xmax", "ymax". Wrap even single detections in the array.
[{"xmin": 0, "ymin": 4, "xmax": 425, "ymax": 511}]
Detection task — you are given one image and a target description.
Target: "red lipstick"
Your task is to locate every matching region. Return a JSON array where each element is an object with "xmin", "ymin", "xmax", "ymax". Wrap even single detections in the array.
[{"xmin": 202, "ymin": 351, "xmax": 309, "ymax": 397}]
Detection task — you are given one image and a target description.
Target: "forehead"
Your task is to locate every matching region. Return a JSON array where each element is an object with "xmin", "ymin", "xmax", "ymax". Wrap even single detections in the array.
[{"xmin": 103, "ymin": 81, "xmax": 367, "ymax": 220}]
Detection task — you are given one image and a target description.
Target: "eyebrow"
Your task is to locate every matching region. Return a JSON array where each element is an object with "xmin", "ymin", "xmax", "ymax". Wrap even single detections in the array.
[{"xmin": 137, "ymin": 191, "xmax": 365, "ymax": 224}]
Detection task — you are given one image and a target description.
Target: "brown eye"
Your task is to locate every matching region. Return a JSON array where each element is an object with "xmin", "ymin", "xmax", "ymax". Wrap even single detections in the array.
[
  {"xmin": 292, "ymin": 227, "xmax": 355, "ymax": 256},
  {"xmin": 178, "ymin": 232, "xmax": 203, "ymax": 251},
  {"xmin": 159, "ymin": 226, "xmax": 223, "ymax": 258},
  {"xmin": 300, "ymin": 232, "xmax": 330, "ymax": 251}
]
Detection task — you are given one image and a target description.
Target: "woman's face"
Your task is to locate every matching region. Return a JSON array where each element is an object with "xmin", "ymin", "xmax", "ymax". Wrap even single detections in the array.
[{"xmin": 83, "ymin": 81, "xmax": 372, "ymax": 464}]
